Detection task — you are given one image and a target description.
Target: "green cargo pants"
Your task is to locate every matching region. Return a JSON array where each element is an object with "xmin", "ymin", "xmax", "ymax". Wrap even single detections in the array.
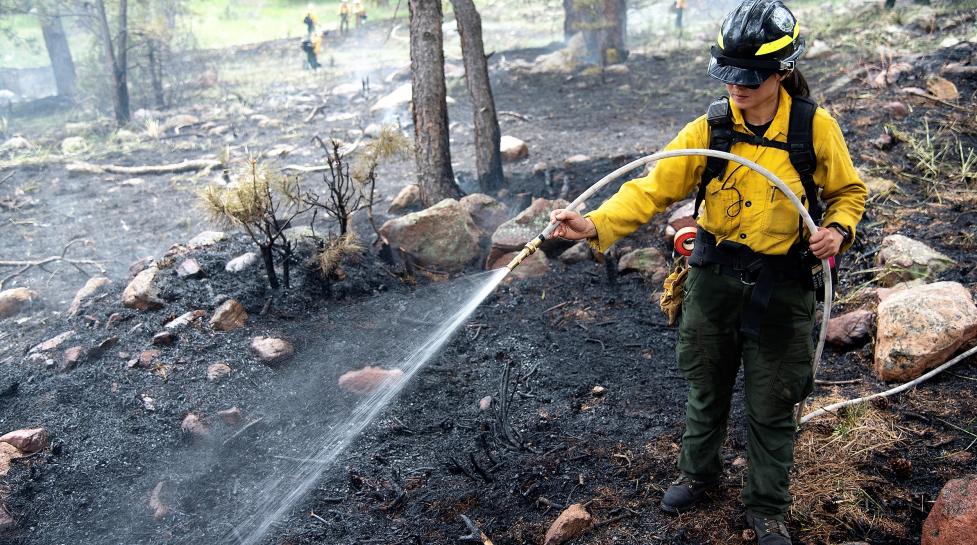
[{"xmin": 675, "ymin": 264, "xmax": 815, "ymax": 519}]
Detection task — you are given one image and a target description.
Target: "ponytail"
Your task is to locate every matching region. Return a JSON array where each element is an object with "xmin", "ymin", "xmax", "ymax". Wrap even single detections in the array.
[{"xmin": 781, "ymin": 68, "xmax": 810, "ymax": 98}]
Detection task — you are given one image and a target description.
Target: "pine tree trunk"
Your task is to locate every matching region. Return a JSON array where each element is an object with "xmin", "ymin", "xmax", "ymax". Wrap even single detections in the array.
[
  {"xmin": 147, "ymin": 40, "xmax": 166, "ymax": 108},
  {"xmin": 409, "ymin": 0, "xmax": 460, "ymax": 206},
  {"xmin": 562, "ymin": 0, "xmax": 628, "ymax": 66},
  {"xmin": 451, "ymin": 0, "xmax": 504, "ymax": 193},
  {"xmin": 95, "ymin": 0, "xmax": 131, "ymax": 125},
  {"xmin": 39, "ymin": 15, "xmax": 76, "ymax": 100}
]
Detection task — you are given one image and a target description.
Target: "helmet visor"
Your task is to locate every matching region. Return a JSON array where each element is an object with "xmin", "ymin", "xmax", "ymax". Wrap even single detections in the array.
[{"xmin": 707, "ymin": 57, "xmax": 775, "ymax": 86}]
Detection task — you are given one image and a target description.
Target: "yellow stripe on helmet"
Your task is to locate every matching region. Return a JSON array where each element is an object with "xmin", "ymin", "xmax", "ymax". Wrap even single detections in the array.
[
  {"xmin": 717, "ymin": 31, "xmax": 724, "ymax": 50},
  {"xmin": 754, "ymin": 24, "xmax": 800, "ymax": 57}
]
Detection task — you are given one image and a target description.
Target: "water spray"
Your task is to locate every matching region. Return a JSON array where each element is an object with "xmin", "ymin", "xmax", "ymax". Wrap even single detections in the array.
[{"xmin": 505, "ymin": 148, "xmax": 832, "ymax": 422}]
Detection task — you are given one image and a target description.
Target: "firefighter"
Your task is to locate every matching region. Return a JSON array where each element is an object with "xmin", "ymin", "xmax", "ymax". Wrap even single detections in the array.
[
  {"xmin": 303, "ymin": 3, "xmax": 318, "ymax": 35},
  {"xmin": 353, "ymin": 0, "xmax": 367, "ymax": 30},
  {"xmin": 675, "ymin": 0, "xmax": 686, "ymax": 33},
  {"xmin": 338, "ymin": 1, "xmax": 351, "ymax": 35},
  {"xmin": 302, "ymin": 30, "xmax": 325, "ymax": 70},
  {"xmin": 548, "ymin": 2, "xmax": 866, "ymax": 544}
]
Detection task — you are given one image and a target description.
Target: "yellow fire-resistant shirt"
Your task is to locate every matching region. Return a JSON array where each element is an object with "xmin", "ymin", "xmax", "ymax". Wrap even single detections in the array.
[{"xmin": 586, "ymin": 86, "xmax": 867, "ymax": 256}]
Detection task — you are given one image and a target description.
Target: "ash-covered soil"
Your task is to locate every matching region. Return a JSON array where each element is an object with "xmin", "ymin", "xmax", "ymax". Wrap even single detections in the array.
[{"xmin": 2, "ymin": 4, "xmax": 977, "ymax": 545}]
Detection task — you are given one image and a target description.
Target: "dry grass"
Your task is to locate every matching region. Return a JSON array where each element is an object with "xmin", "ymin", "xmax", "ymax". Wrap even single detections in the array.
[{"xmin": 791, "ymin": 403, "xmax": 908, "ymax": 543}]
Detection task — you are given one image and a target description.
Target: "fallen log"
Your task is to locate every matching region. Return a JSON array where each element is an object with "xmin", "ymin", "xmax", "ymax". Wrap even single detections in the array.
[{"xmin": 66, "ymin": 159, "xmax": 221, "ymax": 175}]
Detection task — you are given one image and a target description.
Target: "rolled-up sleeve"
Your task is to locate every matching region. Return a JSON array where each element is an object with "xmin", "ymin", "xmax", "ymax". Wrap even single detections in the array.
[
  {"xmin": 585, "ymin": 117, "xmax": 708, "ymax": 252},
  {"xmin": 813, "ymin": 112, "xmax": 867, "ymax": 253}
]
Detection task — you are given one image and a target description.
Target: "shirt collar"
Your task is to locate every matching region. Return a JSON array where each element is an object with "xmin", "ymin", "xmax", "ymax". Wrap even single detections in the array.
[{"xmin": 729, "ymin": 85, "xmax": 792, "ymax": 138}]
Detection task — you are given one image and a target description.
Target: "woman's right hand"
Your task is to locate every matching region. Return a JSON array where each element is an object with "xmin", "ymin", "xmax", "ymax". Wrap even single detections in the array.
[{"xmin": 548, "ymin": 209, "xmax": 597, "ymax": 240}]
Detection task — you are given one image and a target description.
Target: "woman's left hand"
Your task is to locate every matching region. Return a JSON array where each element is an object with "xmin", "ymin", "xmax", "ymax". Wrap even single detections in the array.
[{"xmin": 809, "ymin": 227, "xmax": 843, "ymax": 259}]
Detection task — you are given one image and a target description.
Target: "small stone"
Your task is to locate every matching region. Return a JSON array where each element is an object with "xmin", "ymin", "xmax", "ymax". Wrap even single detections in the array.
[
  {"xmin": 217, "ymin": 407, "xmax": 243, "ymax": 426},
  {"xmin": 88, "ymin": 336, "xmax": 119, "ymax": 361},
  {"xmin": 826, "ymin": 309, "xmax": 875, "ymax": 347},
  {"xmin": 225, "ymin": 252, "xmax": 257, "ymax": 273},
  {"xmin": 0, "ymin": 443, "xmax": 24, "ymax": 476},
  {"xmin": 180, "ymin": 414, "xmax": 209, "ymax": 442},
  {"xmin": 250, "ymin": 337, "xmax": 294, "ymax": 365},
  {"xmin": 67, "ymin": 277, "xmax": 111, "ymax": 316},
  {"xmin": 122, "ymin": 266, "xmax": 165, "ymax": 311},
  {"xmin": 207, "ymin": 362, "xmax": 232, "ymax": 382},
  {"xmin": 130, "ymin": 349, "xmax": 160, "ymax": 369},
  {"xmin": 603, "ymin": 63, "xmax": 629, "ymax": 75},
  {"xmin": 164, "ymin": 309, "xmax": 206, "ymax": 330},
  {"xmin": 210, "ymin": 299, "xmax": 248, "ymax": 332},
  {"xmin": 0, "ymin": 428, "xmax": 49, "ymax": 453},
  {"xmin": 141, "ymin": 395, "xmax": 156, "ymax": 411},
  {"xmin": 176, "ymin": 258, "xmax": 204, "ymax": 279},
  {"xmin": 338, "ymin": 366, "xmax": 405, "ymax": 395},
  {"xmin": 884, "ymin": 101, "xmax": 910, "ymax": 119},
  {"xmin": 61, "ymin": 346, "xmax": 86, "ymax": 371},
  {"xmin": 0, "ymin": 502, "xmax": 14, "ymax": 530},
  {"xmin": 149, "ymin": 481, "xmax": 169, "ymax": 520},
  {"xmin": 564, "ymin": 154, "xmax": 591, "ymax": 165},
  {"xmin": 871, "ymin": 132, "xmax": 895, "ymax": 150},
  {"xmin": 187, "ymin": 230, "xmax": 226, "ymax": 248},
  {"xmin": 0, "ymin": 287, "xmax": 38, "ymax": 319},
  {"xmin": 29, "ymin": 331, "xmax": 75, "ymax": 354},
  {"xmin": 106, "ymin": 313, "xmax": 124, "ymax": 329},
  {"xmin": 543, "ymin": 503, "xmax": 593, "ymax": 545},
  {"xmin": 479, "ymin": 395, "xmax": 493, "ymax": 411},
  {"xmin": 388, "ymin": 184, "xmax": 421, "ymax": 214},
  {"xmin": 500, "ymin": 135, "xmax": 529, "ymax": 162},
  {"xmin": 732, "ymin": 456, "xmax": 747, "ymax": 467},
  {"xmin": 152, "ymin": 331, "xmax": 175, "ymax": 346},
  {"xmin": 591, "ymin": 385, "xmax": 606, "ymax": 396}
]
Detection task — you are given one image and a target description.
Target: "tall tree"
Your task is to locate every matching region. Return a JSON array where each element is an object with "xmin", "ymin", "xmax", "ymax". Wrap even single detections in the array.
[
  {"xmin": 409, "ymin": 0, "xmax": 460, "ymax": 205},
  {"xmin": 93, "ymin": 0, "xmax": 130, "ymax": 125},
  {"xmin": 451, "ymin": 0, "xmax": 504, "ymax": 193},
  {"xmin": 39, "ymin": 13, "xmax": 76, "ymax": 99},
  {"xmin": 562, "ymin": 0, "xmax": 627, "ymax": 66}
]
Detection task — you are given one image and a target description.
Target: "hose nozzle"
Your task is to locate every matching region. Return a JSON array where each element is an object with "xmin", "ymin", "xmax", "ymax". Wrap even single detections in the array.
[{"xmin": 506, "ymin": 234, "xmax": 546, "ymax": 271}]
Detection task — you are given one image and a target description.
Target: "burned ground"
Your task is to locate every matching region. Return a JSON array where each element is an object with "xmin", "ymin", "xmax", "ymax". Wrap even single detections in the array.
[{"xmin": 2, "ymin": 3, "xmax": 977, "ymax": 545}]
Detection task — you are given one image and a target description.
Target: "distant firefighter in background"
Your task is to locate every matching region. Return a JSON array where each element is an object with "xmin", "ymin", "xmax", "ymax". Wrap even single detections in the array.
[
  {"xmin": 674, "ymin": 0, "xmax": 686, "ymax": 34},
  {"xmin": 338, "ymin": 1, "xmax": 351, "ymax": 35},
  {"xmin": 303, "ymin": 3, "xmax": 318, "ymax": 35},
  {"xmin": 353, "ymin": 0, "xmax": 367, "ymax": 30}
]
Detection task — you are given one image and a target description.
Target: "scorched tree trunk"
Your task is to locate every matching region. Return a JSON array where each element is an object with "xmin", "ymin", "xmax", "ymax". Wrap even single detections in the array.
[
  {"xmin": 409, "ymin": 0, "xmax": 460, "ymax": 205},
  {"xmin": 39, "ymin": 14, "xmax": 77, "ymax": 100},
  {"xmin": 451, "ymin": 0, "xmax": 504, "ymax": 193}
]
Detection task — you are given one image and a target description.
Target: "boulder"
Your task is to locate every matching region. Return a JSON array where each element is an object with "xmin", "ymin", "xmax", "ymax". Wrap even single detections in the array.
[
  {"xmin": 187, "ymin": 230, "xmax": 226, "ymax": 248},
  {"xmin": 388, "ymin": 184, "xmax": 421, "ymax": 214},
  {"xmin": 922, "ymin": 475, "xmax": 977, "ymax": 545},
  {"xmin": 490, "ymin": 251, "xmax": 550, "ymax": 279},
  {"xmin": 884, "ymin": 101, "xmax": 910, "ymax": 119},
  {"xmin": 0, "ymin": 428, "xmax": 49, "ymax": 453},
  {"xmin": 531, "ymin": 33, "xmax": 587, "ymax": 74},
  {"xmin": 210, "ymin": 299, "xmax": 248, "ymax": 331},
  {"xmin": 226, "ymin": 252, "xmax": 257, "ymax": 273},
  {"xmin": 251, "ymin": 337, "xmax": 294, "ymax": 365},
  {"xmin": 122, "ymin": 267, "xmax": 165, "ymax": 310},
  {"xmin": 604, "ymin": 64, "xmax": 629, "ymax": 75},
  {"xmin": 0, "ymin": 287, "xmax": 38, "ymax": 319},
  {"xmin": 544, "ymin": 503, "xmax": 593, "ymax": 545},
  {"xmin": 176, "ymin": 258, "xmax": 204, "ymax": 279},
  {"xmin": 877, "ymin": 234, "xmax": 953, "ymax": 286},
  {"xmin": 877, "ymin": 279, "xmax": 927, "ymax": 302},
  {"xmin": 0, "ymin": 135, "xmax": 30, "ymax": 153},
  {"xmin": 500, "ymin": 135, "xmax": 528, "ymax": 162},
  {"xmin": 0, "ymin": 443, "xmax": 24, "ymax": 476},
  {"xmin": 370, "ymin": 82, "xmax": 412, "ymax": 113},
  {"xmin": 460, "ymin": 193, "xmax": 508, "ymax": 235},
  {"xmin": 338, "ymin": 366, "xmax": 405, "ymax": 395},
  {"xmin": 875, "ymin": 282, "xmax": 977, "ymax": 382},
  {"xmin": 490, "ymin": 198, "xmax": 571, "ymax": 259},
  {"xmin": 379, "ymin": 199, "xmax": 482, "ymax": 273},
  {"xmin": 560, "ymin": 242, "xmax": 593, "ymax": 264},
  {"xmin": 161, "ymin": 114, "xmax": 200, "ymax": 132},
  {"xmin": 67, "ymin": 277, "xmax": 111, "ymax": 316},
  {"xmin": 618, "ymin": 247, "xmax": 669, "ymax": 283},
  {"xmin": 826, "ymin": 309, "xmax": 875, "ymax": 347},
  {"xmin": 207, "ymin": 363, "xmax": 232, "ymax": 382},
  {"xmin": 60, "ymin": 136, "xmax": 87, "ymax": 155}
]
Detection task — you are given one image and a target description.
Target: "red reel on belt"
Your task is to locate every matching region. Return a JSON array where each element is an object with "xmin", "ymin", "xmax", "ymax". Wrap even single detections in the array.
[{"xmin": 674, "ymin": 226, "xmax": 697, "ymax": 257}]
